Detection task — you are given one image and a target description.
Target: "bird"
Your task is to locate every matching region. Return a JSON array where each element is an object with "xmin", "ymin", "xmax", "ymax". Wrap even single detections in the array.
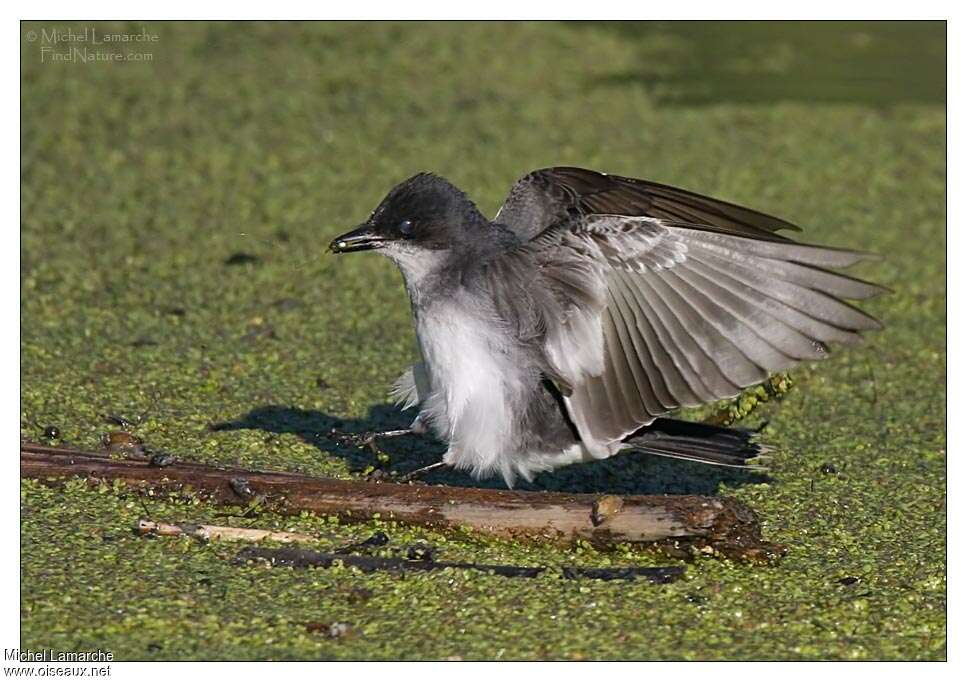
[{"xmin": 329, "ymin": 167, "xmax": 883, "ymax": 487}]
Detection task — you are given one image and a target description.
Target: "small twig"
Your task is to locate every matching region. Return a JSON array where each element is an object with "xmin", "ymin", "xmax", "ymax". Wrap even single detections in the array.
[
  {"xmin": 865, "ymin": 359, "xmax": 879, "ymax": 408},
  {"xmin": 135, "ymin": 490, "xmax": 153, "ymax": 518},
  {"xmin": 136, "ymin": 519, "xmax": 318, "ymax": 544},
  {"xmin": 139, "ymin": 521, "xmax": 684, "ymax": 582},
  {"xmin": 233, "ymin": 546, "xmax": 686, "ymax": 583}
]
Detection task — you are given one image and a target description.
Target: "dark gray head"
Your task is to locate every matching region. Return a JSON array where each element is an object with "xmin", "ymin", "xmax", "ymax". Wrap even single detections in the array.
[{"xmin": 329, "ymin": 174, "xmax": 488, "ymax": 265}]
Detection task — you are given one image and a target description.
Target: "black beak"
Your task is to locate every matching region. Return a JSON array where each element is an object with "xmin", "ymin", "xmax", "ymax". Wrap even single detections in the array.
[{"xmin": 329, "ymin": 224, "xmax": 388, "ymax": 254}]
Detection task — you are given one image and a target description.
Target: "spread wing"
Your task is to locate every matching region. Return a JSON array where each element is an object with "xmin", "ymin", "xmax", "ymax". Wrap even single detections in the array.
[{"xmin": 489, "ymin": 169, "xmax": 884, "ymax": 455}]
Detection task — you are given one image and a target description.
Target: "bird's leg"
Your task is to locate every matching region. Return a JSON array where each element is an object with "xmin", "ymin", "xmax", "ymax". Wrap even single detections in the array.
[
  {"xmin": 329, "ymin": 427, "xmax": 414, "ymax": 448},
  {"xmin": 397, "ymin": 461, "xmax": 449, "ymax": 483}
]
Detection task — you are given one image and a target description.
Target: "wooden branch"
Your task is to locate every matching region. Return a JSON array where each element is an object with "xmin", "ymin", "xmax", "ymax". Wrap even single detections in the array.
[{"xmin": 21, "ymin": 442, "xmax": 782, "ymax": 556}]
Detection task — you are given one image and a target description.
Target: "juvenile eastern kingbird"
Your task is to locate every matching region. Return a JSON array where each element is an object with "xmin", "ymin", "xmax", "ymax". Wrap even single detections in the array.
[{"xmin": 330, "ymin": 167, "xmax": 882, "ymax": 486}]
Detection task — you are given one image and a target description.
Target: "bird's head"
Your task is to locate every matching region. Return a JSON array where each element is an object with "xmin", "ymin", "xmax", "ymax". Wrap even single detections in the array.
[{"xmin": 329, "ymin": 173, "xmax": 487, "ymax": 270}]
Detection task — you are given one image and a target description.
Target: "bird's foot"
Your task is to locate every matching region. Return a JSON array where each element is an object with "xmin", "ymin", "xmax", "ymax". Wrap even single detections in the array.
[{"xmin": 330, "ymin": 428, "xmax": 419, "ymax": 472}]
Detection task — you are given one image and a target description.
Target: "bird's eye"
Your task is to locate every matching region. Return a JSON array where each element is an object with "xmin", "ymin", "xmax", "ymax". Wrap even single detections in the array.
[{"xmin": 398, "ymin": 219, "xmax": 414, "ymax": 237}]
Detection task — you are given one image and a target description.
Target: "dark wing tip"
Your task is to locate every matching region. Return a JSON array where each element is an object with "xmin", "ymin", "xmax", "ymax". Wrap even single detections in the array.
[
  {"xmin": 610, "ymin": 171, "xmax": 803, "ymax": 234},
  {"xmin": 537, "ymin": 166, "xmax": 803, "ymax": 235}
]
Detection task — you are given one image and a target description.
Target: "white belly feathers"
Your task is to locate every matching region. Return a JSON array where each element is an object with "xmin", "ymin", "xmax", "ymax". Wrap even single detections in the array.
[{"xmin": 413, "ymin": 299, "xmax": 525, "ymax": 480}]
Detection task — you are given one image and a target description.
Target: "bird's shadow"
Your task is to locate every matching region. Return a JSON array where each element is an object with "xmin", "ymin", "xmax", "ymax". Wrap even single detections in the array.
[{"xmin": 211, "ymin": 403, "xmax": 768, "ymax": 495}]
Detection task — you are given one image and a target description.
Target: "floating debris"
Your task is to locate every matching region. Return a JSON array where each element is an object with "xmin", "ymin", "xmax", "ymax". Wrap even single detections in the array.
[
  {"xmin": 405, "ymin": 543, "xmax": 436, "ymax": 562},
  {"xmin": 334, "ymin": 531, "xmax": 390, "ymax": 555},
  {"xmin": 230, "ymin": 478, "xmax": 255, "ymax": 499},
  {"xmin": 304, "ymin": 621, "xmax": 354, "ymax": 639},
  {"xmin": 102, "ymin": 431, "xmax": 144, "ymax": 456},
  {"xmin": 149, "ymin": 452, "xmax": 177, "ymax": 468}
]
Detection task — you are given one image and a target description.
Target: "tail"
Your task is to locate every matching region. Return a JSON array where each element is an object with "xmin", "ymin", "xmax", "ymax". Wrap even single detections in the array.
[{"xmin": 622, "ymin": 418, "xmax": 769, "ymax": 469}]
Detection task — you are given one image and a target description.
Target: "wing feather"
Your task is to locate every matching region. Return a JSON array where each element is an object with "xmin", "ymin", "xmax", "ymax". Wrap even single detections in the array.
[
  {"xmin": 612, "ymin": 271, "xmax": 717, "ymax": 404},
  {"xmin": 627, "ymin": 271, "xmax": 740, "ymax": 399},
  {"xmin": 693, "ymin": 245, "xmax": 883, "ymax": 331},
  {"xmin": 610, "ymin": 273, "xmax": 704, "ymax": 407},
  {"xmin": 606, "ymin": 281, "xmax": 678, "ymax": 410},
  {"xmin": 671, "ymin": 263, "xmax": 820, "ymax": 364},
  {"xmin": 649, "ymin": 266, "xmax": 767, "ymax": 388},
  {"xmin": 602, "ymin": 301, "xmax": 663, "ymax": 418},
  {"xmin": 685, "ymin": 257, "xmax": 865, "ymax": 346},
  {"xmin": 496, "ymin": 166, "xmax": 801, "ymax": 240}
]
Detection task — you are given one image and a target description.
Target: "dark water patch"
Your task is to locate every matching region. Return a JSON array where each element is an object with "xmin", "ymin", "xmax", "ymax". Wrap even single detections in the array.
[{"xmin": 581, "ymin": 21, "xmax": 945, "ymax": 107}]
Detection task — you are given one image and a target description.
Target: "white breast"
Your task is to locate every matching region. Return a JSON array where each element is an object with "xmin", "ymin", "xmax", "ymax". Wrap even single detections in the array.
[{"xmin": 414, "ymin": 298, "xmax": 524, "ymax": 480}]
